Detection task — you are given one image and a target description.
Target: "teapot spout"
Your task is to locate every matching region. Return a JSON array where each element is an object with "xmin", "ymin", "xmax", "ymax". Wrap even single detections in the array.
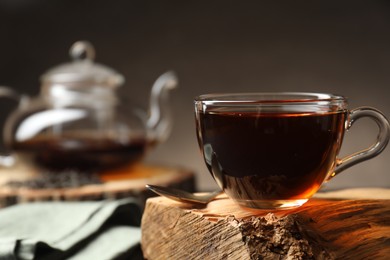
[{"xmin": 147, "ymin": 71, "xmax": 178, "ymax": 144}]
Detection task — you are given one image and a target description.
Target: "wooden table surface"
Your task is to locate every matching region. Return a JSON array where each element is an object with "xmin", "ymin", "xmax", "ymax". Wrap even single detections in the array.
[
  {"xmin": 142, "ymin": 188, "xmax": 390, "ymax": 260},
  {"xmin": 0, "ymin": 162, "xmax": 196, "ymax": 207}
]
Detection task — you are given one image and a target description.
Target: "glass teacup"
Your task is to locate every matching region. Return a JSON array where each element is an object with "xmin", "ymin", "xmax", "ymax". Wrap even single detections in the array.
[{"xmin": 195, "ymin": 93, "xmax": 389, "ymax": 209}]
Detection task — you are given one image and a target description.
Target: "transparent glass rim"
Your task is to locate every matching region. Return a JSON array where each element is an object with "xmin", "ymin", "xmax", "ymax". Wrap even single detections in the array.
[{"xmin": 195, "ymin": 92, "xmax": 346, "ymax": 105}]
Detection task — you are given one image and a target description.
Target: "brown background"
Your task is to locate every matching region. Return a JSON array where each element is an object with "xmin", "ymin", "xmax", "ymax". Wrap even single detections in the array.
[{"xmin": 0, "ymin": 0, "xmax": 389, "ymax": 190}]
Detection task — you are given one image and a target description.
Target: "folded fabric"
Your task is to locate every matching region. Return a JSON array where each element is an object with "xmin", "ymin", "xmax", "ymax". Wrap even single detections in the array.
[{"xmin": 0, "ymin": 198, "xmax": 142, "ymax": 260}]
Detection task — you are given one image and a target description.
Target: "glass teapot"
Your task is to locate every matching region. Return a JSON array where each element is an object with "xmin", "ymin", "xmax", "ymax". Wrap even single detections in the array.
[{"xmin": 0, "ymin": 41, "xmax": 178, "ymax": 174}]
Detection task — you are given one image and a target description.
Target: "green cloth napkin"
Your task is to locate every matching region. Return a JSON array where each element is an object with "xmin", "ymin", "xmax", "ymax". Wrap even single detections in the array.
[{"xmin": 0, "ymin": 198, "xmax": 142, "ymax": 260}]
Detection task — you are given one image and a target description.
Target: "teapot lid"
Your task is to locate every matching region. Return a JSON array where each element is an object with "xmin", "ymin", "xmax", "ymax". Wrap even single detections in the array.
[{"xmin": 41, "ymin": 41, "xmax": 124, "ymax": 88}]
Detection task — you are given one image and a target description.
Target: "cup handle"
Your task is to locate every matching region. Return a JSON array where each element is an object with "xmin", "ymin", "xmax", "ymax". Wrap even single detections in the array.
[{"xmin": 329, "ymin": 107, "xmax": 390, "ymax": 179}]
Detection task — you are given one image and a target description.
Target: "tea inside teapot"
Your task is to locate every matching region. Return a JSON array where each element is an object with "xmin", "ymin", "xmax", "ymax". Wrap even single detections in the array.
[{"xmin": 11, "ymin": 133, "xmax": 147, "ymax": 172}]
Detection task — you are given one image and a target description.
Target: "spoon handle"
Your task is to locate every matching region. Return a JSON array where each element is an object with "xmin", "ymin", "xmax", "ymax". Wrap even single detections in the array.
[{"xmin": 146, "ymin": 184, "xmax": 222, "ymax": 205}]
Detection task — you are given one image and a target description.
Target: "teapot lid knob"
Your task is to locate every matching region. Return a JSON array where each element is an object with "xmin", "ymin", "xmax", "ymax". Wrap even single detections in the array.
[
  {"xmin": 69, "ymin": 41, "xmax": 96, "ymax": 62},
  {"xmin": 40, "ymin": 40, "xmax": 124, "ymax": 88}
]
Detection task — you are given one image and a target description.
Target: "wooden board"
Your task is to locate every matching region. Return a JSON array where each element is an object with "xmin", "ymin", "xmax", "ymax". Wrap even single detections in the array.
[
  {"xmin": 141, "ymin": 188, "xmax": 390, "ymax": 259},
  {"xmin": 0, "ymin": 163, "xmax": 195, "ymax": 207}
]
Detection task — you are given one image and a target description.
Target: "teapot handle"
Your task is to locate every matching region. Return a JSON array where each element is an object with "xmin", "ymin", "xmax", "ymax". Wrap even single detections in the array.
[{"xmin": 0, "ymin": 86, "xmax": 23, "ymax": 167}]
